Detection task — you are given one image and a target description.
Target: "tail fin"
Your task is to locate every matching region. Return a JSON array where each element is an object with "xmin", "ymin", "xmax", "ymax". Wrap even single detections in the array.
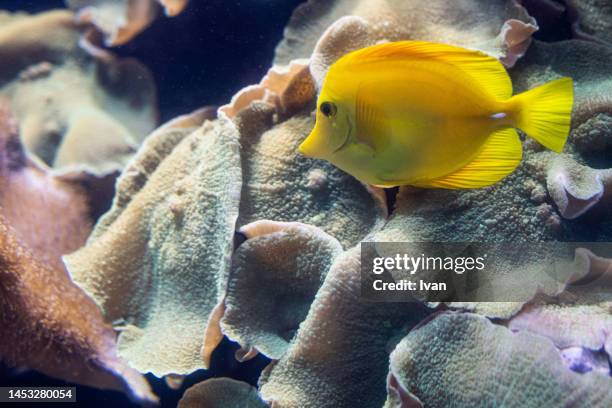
[{"xmin": 513, "ymin": 77, "xmax": 573, "ymax": 153}]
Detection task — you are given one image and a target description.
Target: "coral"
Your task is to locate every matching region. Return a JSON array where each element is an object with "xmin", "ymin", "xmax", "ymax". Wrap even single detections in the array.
[
  {"xmin": 221, "ymin": 60, "xmax": 387, "ymax": 247},
  {"xmin": 380, "ymin": 40, "xmax": 612, "ymax": 242},
  {"xmin": 547, "ymin": 157, "xmax": 612, "ymax": 219},
  {"xmin": 275, "ymin": 0, "xmax": 537, "ymax": 87},
  {"xmin": 254, "ymin": 38, "xmax": 612, "ymax": 406},
  {"xmin": 221, "ymin": 221, "xmax": 343, "ymax": 360},
  {"xmin": 0, "ymin": 102, "xmax": 91, "ymax": 271},
  {"xmin": 233, "ymin": 105, "xmax": 386, "ymax": 249},
  {"xmin": 90, "ymin": 106, "xmax": 217, "ymax": 236},
  {"xmin": 67, "ymin": 0, "xmax": 190, "ymax": 46},
  {"xmin": 65, "ymin": 117, "xmax": 243, "ymax": 376},
  {"xmin": 65, "ymin": 56, "xmax": 385, "ymax": 376},
  {"xmin": 219, "ymin": 61, "xmax": 313, "ymax": 120},
  {"xmin": 157, "ymin": 0, "xmax": 189, "ymax": 17},
  {"xmin": 203, "ymin": 77, "xmax": 384, "ymax": 366},
  {"xmin": 567, "ymin": 0, "xmax": 612, "ymax": 44},
  {"xmin": 512, "ymin": 40, "xmax": 612, "ymax": 227},
  {"xmin": 8, "ymin": 1, "xmax": 606, "ymax": 405},
  {"xmin": 478, "ymin": 247, "xmax": 612, "ymax": 373},
  {"xmin": 352, "ymin": 39, "xmax": 612, "ymax": 319},
  {"xmin": 509, "ymin": 302, "xmax": 612, "ymax": 373},
  {"xmin": 0, "ymin": 223, "xmax": 157, "ymax": 405},
  {"xmin": 259, "ymin": 246, "xmax": 430, "ymax": 408},
  {"xmin": 374, "ymin": 212, "xmax": 600, "ymax": 318},
  {"xmin": 0, "ymin": 10, "xmax": 157, "ymax": 175},
  {"xmin": 385, "ymin": 313, "xmax": 612, "ymax": 408},
  {"xmin": 0, "ymin": 101, "xmax": 156, "ymax": 404},
  {"xmin": 118, "ymin": 143, "xmax": 609, "ymax": 404},
  {"xmin": 178, "ymin": 378, "xmax": 266, "ymax": 408}
]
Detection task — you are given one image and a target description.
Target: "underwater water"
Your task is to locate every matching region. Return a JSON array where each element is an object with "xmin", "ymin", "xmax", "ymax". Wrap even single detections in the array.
[{"xmin": 0, "ymin": 0, "xmax": 611, "ymax": 407}]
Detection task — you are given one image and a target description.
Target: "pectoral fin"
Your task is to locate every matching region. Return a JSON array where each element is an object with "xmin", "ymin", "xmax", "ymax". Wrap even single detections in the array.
[
  {"xmin": 355, "ymin": 82, "xmax": 391, "ymax": 151},
  {"xmin": 412, "ymin": 128, "xmax": 522, "ymax": 189}
]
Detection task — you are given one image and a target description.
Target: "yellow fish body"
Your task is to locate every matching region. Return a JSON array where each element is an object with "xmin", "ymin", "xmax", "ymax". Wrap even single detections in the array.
[{"xmin": 298, "ymin": 41, "xmax": 574, "ymax": 188}]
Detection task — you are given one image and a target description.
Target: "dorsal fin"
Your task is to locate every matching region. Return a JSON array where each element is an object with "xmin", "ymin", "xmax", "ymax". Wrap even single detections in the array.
[{"xmin": 336, "ymin": 41, "xmax": 512, "ymax": 100}]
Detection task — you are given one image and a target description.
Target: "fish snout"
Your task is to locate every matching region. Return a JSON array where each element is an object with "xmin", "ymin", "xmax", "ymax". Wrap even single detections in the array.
[{"xmin": 298, "ymin": 132, "xmax": 326, "ymax": 159}]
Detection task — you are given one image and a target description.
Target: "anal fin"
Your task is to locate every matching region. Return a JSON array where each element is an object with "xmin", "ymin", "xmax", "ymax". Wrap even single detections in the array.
[{"xmin": 412, "ymin": 128, "xmax": 522, "ymax": 189}]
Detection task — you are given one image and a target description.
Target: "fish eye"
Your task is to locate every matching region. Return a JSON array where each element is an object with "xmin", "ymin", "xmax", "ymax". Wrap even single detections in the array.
[{"xmin": 320, "ymin": 101, "xmax": 337, "ymax": 118}]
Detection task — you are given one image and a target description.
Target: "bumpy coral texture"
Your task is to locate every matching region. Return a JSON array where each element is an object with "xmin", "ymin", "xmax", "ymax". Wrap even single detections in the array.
[
  {"xmin": 65, "ymin": 118, "xmax": 243, "ymax": 376},
  {"xmin": 67, "ymin": 0, "xmax": 190, "ymax": 45},
  {"xmin": 0, "ymin": 10, "xmax": 157, "ymax": 175},
  {"xmin": 511, "ymin": 40, "xmax": 612, "ymax": 224},
  {"xmin": 0, "ymin": 101, "xmax": 156, "ymax": 404},
  {"xmin": 383, "ymin": 40, "xmax": 612, "ymax": 243},
  {"xmin": 16, "ymin": 1, "xmax": 609, "ymax": 406},
  {"xmin": 178, "ymin": 378, "xmax": 267, "ymax": 408},
  {"xmin": 233, "ymin": 102, "xmax": 385, "ymax": 249},
  {"xmin": 275, "ymin": 0, "xmax": 537, "ymax": 85},
  {"xmin": 360, "ymin": 39, "xmax": 612, "ymax": 318},
  {"xmin": 259, "ymin": 246, "xmax": 430, "ymax": 408},
  {"xmin": 259, "ymin": 203, "xmax": 606, "ymax": 407},
  {"xmin": 250, "ymin": 10, "xmax": 612, "ymax": 406},
  {"xmin": 385, "ymin": 313, "xmax": 612, "ymax": 408},
  {"xmin": 65, "ymin": 56, "xmax": 385, "ymax": 376},
  {"xmin": 90, "ymin": 106, "xmax": 217, "ymax": 236},
  {"xmin": 221, "ymin": 221, "xmax": 343, "ymax": 360},
  {"xmin": 219, "ymin": 60, "xmax": 386, "ymax": 248}
]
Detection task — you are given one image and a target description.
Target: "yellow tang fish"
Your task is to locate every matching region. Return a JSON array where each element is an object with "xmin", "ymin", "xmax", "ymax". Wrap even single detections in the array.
[{"xmin": 298, "ymin": 41, "xmax": 574, "ymax": 188}]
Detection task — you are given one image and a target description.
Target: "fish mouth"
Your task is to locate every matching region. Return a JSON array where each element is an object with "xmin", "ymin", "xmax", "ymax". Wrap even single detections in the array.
[
  {"xmin": 299, "ymin": 117, "xmax": 351, "ymax": 158},
  {"xmin": 298, "ymin": 135, "xmax": 318, "ymax": 157},
  {"xmin": 331, "ymin": 118, "xmax": 352, "ymax": 154}
]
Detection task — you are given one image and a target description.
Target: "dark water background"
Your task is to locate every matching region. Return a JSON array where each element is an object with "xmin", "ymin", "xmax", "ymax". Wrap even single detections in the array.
[{"xmin": 0, "ymin": 0, "xmax": 304, "ymax": 406}]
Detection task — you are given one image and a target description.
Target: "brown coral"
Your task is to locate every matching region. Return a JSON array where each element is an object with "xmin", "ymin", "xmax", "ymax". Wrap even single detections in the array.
[
  {"xmin": 0, "ymin": 103, "xmax": 91, "ymax": 271},
  {"xmin": 0, "ymin": 101, "xmax": 156, "ymax": 404},
  {"xmin": 219, "ymin": 61, "xmax": 313, "ymax": 120}
]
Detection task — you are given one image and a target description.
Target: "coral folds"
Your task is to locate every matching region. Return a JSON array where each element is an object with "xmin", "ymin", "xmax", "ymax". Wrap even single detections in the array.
[{"xmin": 2, "ymin": 0, "xmax": 612, "ymax": 407}]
